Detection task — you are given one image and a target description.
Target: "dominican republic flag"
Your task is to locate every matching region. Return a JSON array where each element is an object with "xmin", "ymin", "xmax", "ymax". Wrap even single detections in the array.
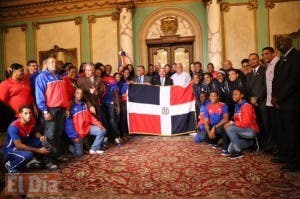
[
  {"xmin": 127, "ymin": 83, "xmax": 196, "ymax": 136},
  {"xmin": 119, "ymin": 50, "xmax": 127, "ymax": 67}
]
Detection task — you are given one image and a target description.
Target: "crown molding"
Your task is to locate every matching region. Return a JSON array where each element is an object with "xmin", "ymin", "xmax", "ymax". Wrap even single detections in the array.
[
  {"xmin": 111, "ymin": 11, "xmax": 121, "ymax": 21},
  {"xmin": 0, "ymin": 0, "xmax": 202, "ymax": 22},
  {"xmin": 32, "ymin": 17, "xmax": 82, "ymax": 30},
  {"xmin": 88, "ymin": 15, "xmax": 97, "ymax": 24},
  {"xmin": 134, "ymin": 0, "xmax": 199, "ymax": 7},
  {"xmin": 2, "ymin": 23, "xmax": 27, "ymax": 33},
  {"xmin": 0, "ymin": 0, "xmax": 133, "ymax": 22},
  {"xmin": 87, "ymin": 14, "xmax": 118, "ymax": 24},
  {"xmin": 202, "ymin": 0, "xmax": 222, "ymax": 6},
  {"xmin": 221, "ymin": 0, "xmax": 258, "ymax": 12},
  {"xmin": 265, "ymin": 0, "xmax": 276, "ymax": 8},
  {"xmin": 265, "ymin": 0, "xmax": 299, "ymax": 9},
  {"xmin": 0, "ymin": 0, "xmax": 49, "ymax": 7}
]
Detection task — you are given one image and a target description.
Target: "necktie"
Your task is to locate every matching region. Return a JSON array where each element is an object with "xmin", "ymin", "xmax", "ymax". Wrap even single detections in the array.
[
  {"xmin": 138, "ymin": 76, "xmax": 141, "ymax": 83},
  {"xmin": 161, "ymin": 78, "xmax": 164, "ymax": 86},
  {"xmin": 253, "ymin": 69, "xmax": 257, "ymax": 76}
]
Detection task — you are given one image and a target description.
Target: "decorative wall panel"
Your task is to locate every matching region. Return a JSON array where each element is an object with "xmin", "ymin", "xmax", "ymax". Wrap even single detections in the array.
[
  {"xmin": 90, "ymin": 16, "xmax": 119, "ymax": 72},
  {"xmin": 222, "ymin": 4, "xmax": 257, "ymax": 68},
  {"xmin": 269, "ymin": 1, "xmax": 300, "ymax": 47},
  {"xmin": 35, "ymin": 20, "xmax": 81, "ymax": 67},
  {"xmin": 4, "ymin": 27, "xmax": 27, "ymax": 69}
]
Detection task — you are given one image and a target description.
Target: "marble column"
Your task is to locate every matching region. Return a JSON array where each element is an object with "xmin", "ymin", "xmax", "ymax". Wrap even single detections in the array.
[
  {"xmin": 206, "ymin": 0, "xmax": 223, "ymax": 70},
  {"xmin": 119, "ymin": 7, "xmax": 134, "ymax": 65}
]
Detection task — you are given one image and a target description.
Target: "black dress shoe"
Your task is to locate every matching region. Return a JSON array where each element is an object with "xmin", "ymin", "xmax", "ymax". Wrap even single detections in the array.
[
  {"xmin": 280, "ymin": 165, "xmax": 300, "ymax": 172},
  {"xmin": 271, "ymin": 158, "xmax": 286, "ymax": 164},
  {"xmin": 263, "ymin": 149, "xmax": 273, "ymax": 154},
  {"xmin": 264, "ymin": 148, "xmax": 276, "ymax": 154},
  {"xmin": 57, "ymin": 156, "xmax": 69, "ymax": 163}
]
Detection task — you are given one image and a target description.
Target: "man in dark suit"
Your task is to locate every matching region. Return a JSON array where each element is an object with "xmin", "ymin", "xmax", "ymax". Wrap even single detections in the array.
[
  {"xmin": 132, "ymin": 65, "xmax": 151, "ymax": 84},
  {"xmin": 271, "ymin": 35, "xmax": 300, "ymax": 172},
  {"xmin": 151, "ymin": 67, "xmax": 173, "ymax": 86},
  {"xmin": 245, "ymin": 53, "xmax": 267, "ymax": 149}
]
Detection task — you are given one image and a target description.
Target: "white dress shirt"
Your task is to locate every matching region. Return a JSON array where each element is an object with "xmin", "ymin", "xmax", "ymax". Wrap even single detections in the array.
[
  {"xmin": 171, "ymin": 72, "xmax": 191, "ymax": 87},
  {"xmin": 266, "ymin": 56, "xmax": 279, "ymax": 106}
]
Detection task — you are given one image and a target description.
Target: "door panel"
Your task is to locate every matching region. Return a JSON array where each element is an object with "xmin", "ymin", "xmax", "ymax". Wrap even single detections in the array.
[
  {"xmin": 148, "ymin": 39, "xmax": 194, "ymax": 72},
  {"xmin": 172, "ymin": 45, "xmax": 193, "ymax": 71},
  {"xmin": 153, "ymin": 48, "xmax": 169, "ymax": 67}
]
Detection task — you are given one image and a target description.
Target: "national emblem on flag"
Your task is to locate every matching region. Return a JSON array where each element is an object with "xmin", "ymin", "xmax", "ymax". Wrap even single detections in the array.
[
  {"xmin": 161, "ymin": 107, "xmax": 169, "ymax": 115},
  {"xmin": 127, "ymin": 83, "xmax": 196, "ymax": 136}
]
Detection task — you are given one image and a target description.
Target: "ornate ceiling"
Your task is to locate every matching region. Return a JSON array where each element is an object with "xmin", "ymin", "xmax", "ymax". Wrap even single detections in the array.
[
  {"xmin": 0, "ymin": 0, "xmax": 200, "ymax": 22},
  {"xmin": 0, "ymin": 0, "xmax": 132, "ymax": 22}
]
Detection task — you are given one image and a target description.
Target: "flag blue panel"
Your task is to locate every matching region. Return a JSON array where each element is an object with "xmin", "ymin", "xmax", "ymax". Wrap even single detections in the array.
[
  {"xmin": 128, "ymin": 84, "xmax": 160, "ymax": 105},
  {"xmin": 171, "ymin": 112, "xmax": 196, "ymax": 134}
]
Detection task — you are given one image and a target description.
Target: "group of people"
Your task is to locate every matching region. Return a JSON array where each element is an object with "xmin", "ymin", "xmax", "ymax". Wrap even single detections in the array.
[
  {"xmin": 192, "ymin": 36, "xmax": 300, "ymax": 172},
  {"xmin": 0, "ymin": 55, "xmax": 183, "ymax": 173},
  {"xmin": 0, "ymin": 35, "xmax": 299, "ymax": 173}
]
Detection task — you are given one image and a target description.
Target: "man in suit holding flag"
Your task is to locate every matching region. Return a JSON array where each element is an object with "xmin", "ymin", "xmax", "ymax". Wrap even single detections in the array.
[
  {"xmin": 132, "ymin": 65, "xmax": 151, "ymax": 84},
  {"xmin": 151, "ymin": 67, "xmax": 173, "ymax": 86}
]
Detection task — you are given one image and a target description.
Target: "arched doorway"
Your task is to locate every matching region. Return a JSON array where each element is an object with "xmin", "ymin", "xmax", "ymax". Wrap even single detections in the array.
[{"xmin": 139, "ymin": 7, "xmax": 203, "ymax": 71}]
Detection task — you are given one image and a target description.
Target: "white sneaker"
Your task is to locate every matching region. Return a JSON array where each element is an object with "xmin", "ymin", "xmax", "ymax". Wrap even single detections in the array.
[
  {"xmin": 103, "ymin": 137, "xmax": 108, "ymax": 143},
  {"xmin": 115, "ymin": 138, "xmax": 120, "ymax": 144},
  {"xmin": 96, "ymin": 150, "xmax": 104, "ymax": 154},
  {"xmin": 5, "ymin": 161, "xmax": 18, "ymax": 173},
  {"xmin": 45, "ymin": 162, "xmax": 58, "ymax": 171},
  {"xmin": 26, "ymin": 157, "xmax": 41, "ymax": 168},
  {"xmin": 89, "ymin": 149, "xmax": 97, "ymax": 154}
]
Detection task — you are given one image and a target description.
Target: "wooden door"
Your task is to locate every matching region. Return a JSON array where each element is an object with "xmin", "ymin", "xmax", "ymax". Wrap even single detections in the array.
[{"xmin": 147, "ymin": 36, "xmax": 194, "ymax": 72}]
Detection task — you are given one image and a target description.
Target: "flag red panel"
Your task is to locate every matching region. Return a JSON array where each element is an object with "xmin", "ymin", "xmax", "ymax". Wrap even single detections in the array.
[
  {"xmin": 128, "ymin": 113, "xmax": 161, "ymax": 135},
  {"xmin": 170, "ymin": 83, "xmax": 195, "ymax": 105}
]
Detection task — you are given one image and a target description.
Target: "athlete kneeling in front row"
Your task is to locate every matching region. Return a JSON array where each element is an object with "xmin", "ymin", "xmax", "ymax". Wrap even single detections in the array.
[
  {"xmin": 65, "ymin": 88, "xmax": 106, "ymax": 157},
  {"xmin": 3, "ymin": 105, "xmax": 50, "ymax": 173}
]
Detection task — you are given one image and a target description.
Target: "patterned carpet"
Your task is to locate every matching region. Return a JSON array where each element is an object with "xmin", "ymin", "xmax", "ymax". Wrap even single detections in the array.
[
  {"xmin": 42, "ymin": 135, "xmax": 300, "ymax": 198},
  {"xmin": 2, "ymin": 135, "xmax": 300, "ymax": 198}
]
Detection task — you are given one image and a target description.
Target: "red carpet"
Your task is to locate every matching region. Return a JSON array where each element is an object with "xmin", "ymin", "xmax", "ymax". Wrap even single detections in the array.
[{"xmin": 41, "ymin": 135, "xmax": 300, "ymax": 198}]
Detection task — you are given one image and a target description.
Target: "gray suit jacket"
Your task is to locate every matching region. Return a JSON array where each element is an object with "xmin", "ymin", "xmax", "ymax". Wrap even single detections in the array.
[{"xmin": 133, "ymin": 75, "xmax": 151, "ymax": 84}]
